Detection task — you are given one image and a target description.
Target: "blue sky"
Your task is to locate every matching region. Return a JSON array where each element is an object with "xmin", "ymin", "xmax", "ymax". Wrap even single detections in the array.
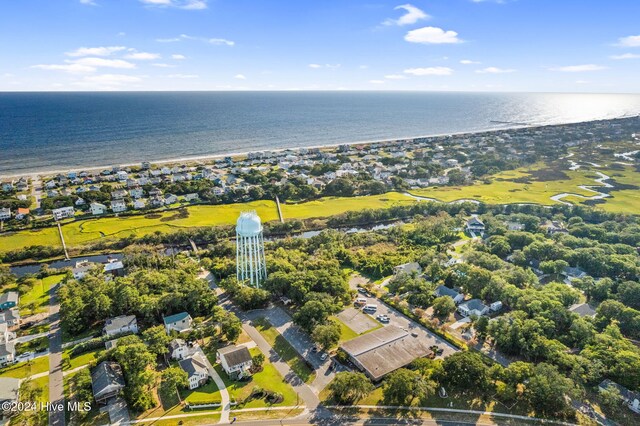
[{"xmin": 1, "ymin": 0, "xmax": 639, "ymax": 92}]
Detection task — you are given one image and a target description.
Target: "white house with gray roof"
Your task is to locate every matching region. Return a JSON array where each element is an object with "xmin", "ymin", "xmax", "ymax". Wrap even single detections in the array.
[
  {"xmin": 457, "ymin": 299, "xmax": 489, "ymax": 317},
  {"xmin": 179, "ymin": 353, "xmax": 209, "ymax": 389},
  {"xmin": 217, "ymin": 345, "xmax": 253, "ymax": 380},
  {"xmin": 163, "ymin": 312, "xmax": 193, "ymax": 334},
  {"xmin": 103, "ymin": 315, "xmax": 138, "ymax": 337},
  {"xmin": 434, "ymin": 286, "xmax": 464, "ymax": 304}
]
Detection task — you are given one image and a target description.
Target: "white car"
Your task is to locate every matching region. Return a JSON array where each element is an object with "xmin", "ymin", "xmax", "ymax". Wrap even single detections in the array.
[
  {"xmin": 320, "ymin": 353, "xmax": 328, "ymax": 361},
  {"xmin": 376, "ymin": 314, "xmax": 390, "ymax": 323}
]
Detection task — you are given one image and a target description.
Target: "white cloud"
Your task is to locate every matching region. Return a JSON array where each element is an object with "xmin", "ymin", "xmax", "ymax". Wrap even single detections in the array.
[
  {"xmin": 156, "ymin": 34, "xmax": 234, "ymax": 46},
  {"xmin": 124, "ymin": 52, "xmax": 160, "ymax": 60},
  {"xmin": 383, "ymin": 4, "xmax": 429, "ymax": 26},
  {"xmin": 359, "ymin": 65, "xmax": 368, "ymax": 69},
  {"xmin": 610, "ymin": 53, "xmax": 640, "ymax": 60},
  {"xmin": 369, "ymin": 80, "xmax": 385, "ymax": 84},
  {"xmin": 139, "ymin": 0, "xmax": 207, "ymax": 10},
  {"xmin": 80, "ymin": 0, "xmax": 97, "ymax": 5},
  {"xmin": 208, "ymin": 38, "xmax": 235, "ymax": 46},
  {"xmin": 234, "ymin": 74, "xmax": 246, "ymax": 80},
  {"xmin": 384, "ymin": 74, "xmax": 407, "ymax": 80},
  {"xmin": 308, "ymin": 63, "xmax": 340, "ymax": 69},
  {"xmin": 171, "ymin": 54, "xmax": 186, "ymax": 60},
  {"xmin": 460, "ymin": 59, "xmax": 480, "ymax": 65},
  {"xmin": 404, "ymin": 26, "xmax": 463, "ymax": 44},
  {"xmin": 549, "ymin": 64, "xmax": 607, "ymax": 72},
  {"xmin": 65, "ymin": 46, "xmax": 126, "ymax": 57},
  {"xmin": 151, "ymin": 63, "xmax": 176, "ymax": 68},
  {"xmin": 617, "ymin": 35, "xmax": 640, "ymax": 47},
  {"xmin": 167, "ymin": 73, "xmax": 198, "ymax": 78},
  {"xmin": 82, "ymin": 74, "xmax": 142, "ymax": 84},
  {"xmin": 404, "ymin": 66, "xmax": 453, "ymax": 76},
  {"xmin": 72, "ymin": 57, "xmax": 136, "ymax": 69},
  {"xmin": 475, "ymin": 66, "xmax": 515, "ymax": 74},
  {"xmin": 32, "ymin": 63, "xmax": 96, "ymax": 73}
]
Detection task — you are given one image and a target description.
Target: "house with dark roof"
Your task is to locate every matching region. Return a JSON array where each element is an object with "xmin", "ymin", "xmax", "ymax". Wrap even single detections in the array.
[
  {"xmin": 0, "ymin": 341, "xmax": 15, "ymax": 366},
  {"xmin": 434, "ymin": 286, "xmax": 464, "ymax": 304},
  {"xmin": 0, "ymin": 292, "xmax": 18, "ymax": 311},
  {"xmin": 91, "ymin": 361, "xmax": 125, "ymax": 404},
  {"xmin": 179, "ymin": 353, "xmax": 209, "ymax": 389},
  {"xmin": 393, "ymin": 262, "xmax": 422, "ymax": 276},
  {"xmin": 168, "ymin": 339, "xmax": 189, "ymax": 360},
  {"xmin": 0, "ymin": 308, "xmax": 20, "ymax": 327},
  {"xmin": 163, "ymin": 312, "xmax": 193, "ymax": 334},
  {"xmin": 457, "ymin": 299, "xmax": 489, "ymax": 317},
  {"xmin": 466, "ymin": 216, "xmax": 485, "ymax": 235},
  {"xmin": 217, "ymin": 345, "xmax": 253, "ymax": 380},
  {"xmin": 103, "ymin": 315, "xmax": 138, "ymax": 337},
  {"xmin": 599, "ymin": 379, "xmax": 640, "ymax": 413}
]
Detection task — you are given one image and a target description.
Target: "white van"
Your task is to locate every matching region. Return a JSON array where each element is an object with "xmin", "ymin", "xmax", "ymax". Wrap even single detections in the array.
[
  {"xmin": 355, "ymin": 297, "xmax": 367, "ymax": 306},
  {"xmin": 363, "ymin": 304, "xmax": 377, "ymax": 313}
]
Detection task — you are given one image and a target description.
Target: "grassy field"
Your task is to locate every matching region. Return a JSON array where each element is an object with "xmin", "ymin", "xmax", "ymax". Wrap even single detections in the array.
[
  {"xmin": 252, "ymin": 317, "xmax": 316, "ymax": 384},
  {"xmin": 281, "ymin": 192, "xmax": 416, "ymax": 219},
  {"xmin": 329, "ymin": 315, "xmax": 359, "ymax": 345},
  {"xmin": 180, "ymin": 380, "xmax": 222, "ymax": 405},
  {"xmin": 19, "ymin": 274, "xmax": 63, "ymax": 317},
  {"xmin": 0, "ymin": 355, "xmax": 49, "ymax": 379}
]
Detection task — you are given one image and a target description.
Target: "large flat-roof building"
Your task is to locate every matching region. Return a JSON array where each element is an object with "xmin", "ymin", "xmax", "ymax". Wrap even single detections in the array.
[{"xmin": 340, "ymin": 325, "xmax": 433, "ymax": 381}]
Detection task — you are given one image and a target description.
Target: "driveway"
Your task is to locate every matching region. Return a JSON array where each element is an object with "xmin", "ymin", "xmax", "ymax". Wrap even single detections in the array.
[
  {"xmin": 194, "ymin": 346, "xmax": 230, "ymax": 424},
  {"xmin": 107, "ymin": 398, "xmax": 130, "ymax": 425},
  {"xmin": 15, "ymin": 331, "xmax": 49, "ymax": 344}
]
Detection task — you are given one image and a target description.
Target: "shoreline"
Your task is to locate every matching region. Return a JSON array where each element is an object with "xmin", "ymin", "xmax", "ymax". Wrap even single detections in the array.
[{"xmin": 1, "ymin": 114, "xmax": 637, "ymax": 180}]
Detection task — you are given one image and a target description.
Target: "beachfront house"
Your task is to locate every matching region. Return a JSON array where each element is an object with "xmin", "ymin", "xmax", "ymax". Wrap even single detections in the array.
[
  {"xmin": 0, "ymin": 292, "xmax": 18, "ymax": 311},
  {"xmin": 90, "ymin": 203, "xmax": 107, "ymax": 215},
  {"xmin": 0, "ymin": 208, "xmax": 10, "ymax": 221},
  {"xmin": 457, "ymin": 299, "xmax": 489, "ymax": 317},
  {"xmin": 163, "ymin": 312, "xmax": 193, "ymax": 334},
  {"xmin": 110, "ymin": 199, "xmax": 127, "ymax": 213},
  {"xmin": 52, "ymin": 206, "xmax": 75, "ymax": 220},
  {"xmin": 434, "ymin": 286, "xmax": 464, "ymax": 304},
  {"xmin": 103, "ymin": 315, "xmax": 138, "ymax": 337},
  {"xmin": 91, "ymin": 361, "xmax": 126, "ymax": 404},
  {"xmin": 179, "ymin": 353, "xmax": 209, "ymax": 390},
  {"xmin": 217, "ymin": 345, "xmax": 253, "ymax": 380}
]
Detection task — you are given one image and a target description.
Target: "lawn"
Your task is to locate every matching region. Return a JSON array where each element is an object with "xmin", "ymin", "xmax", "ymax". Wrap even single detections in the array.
[
  {"xmin": 62, "ymin": 347, "xmax": 104, "ymax": 371},
  {"xmin": 180, "ymin": 380, "xmax": 222, "ymax": 405},
  {"xmin": 19, "ymin": 274, "xmax": 63, "ymax": 317},
  {"xmin": 216, "ymin": 359, "xmax": 298, "ymax": 409},
  {"xmin": 252, "ymin": 318, "xmax": 316, "ymax": 384},
  {"xmin": 0, "ymin": 355, "xmax": 49, "ymax": 379}
]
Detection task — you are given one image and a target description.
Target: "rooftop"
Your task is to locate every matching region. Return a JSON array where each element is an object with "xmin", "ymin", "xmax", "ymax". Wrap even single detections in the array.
[
  {"xmin": 164, "ymin": 312, "xmax": 191, "ymax": 325},
  {"xmin": 218, "ymin": 345, "xmax": 252, "ymax": 367}
]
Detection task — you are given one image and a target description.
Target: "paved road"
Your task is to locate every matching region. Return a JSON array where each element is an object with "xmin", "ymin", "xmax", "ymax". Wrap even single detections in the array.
[
  {"xmin": 30, "ymin": 175, "xmax": 42, "ymax": 210},
  {"xmin": 47, "ymin": 280, "xmax": 65, "ymax": 426},
  {"xmin": 245, "ymin": 306, "xmax": 346, "ymax": 393}
]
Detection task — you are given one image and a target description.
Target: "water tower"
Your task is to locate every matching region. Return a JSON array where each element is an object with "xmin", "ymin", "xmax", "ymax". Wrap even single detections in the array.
[{"xmin": 236, "ymin": 211, "xmax": 267, "ymax": 287}]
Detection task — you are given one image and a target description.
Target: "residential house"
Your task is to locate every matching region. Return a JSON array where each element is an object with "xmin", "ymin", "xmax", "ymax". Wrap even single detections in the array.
[
  {"xmin": 91, "ymin": 361, "xmax": 126, "ymax": 404},
  {"xmin": 569, "ymin": 303, "xmax": 596, "ymax": 318},
  {"xmin": 184, "ymin": 193, "xmax": 199, "ymax": 202},
  {"xmin": 164, "ymin": 194, "xmax": 178, "ymax": 205},
  {"xmin": 103, "ymin": 315, "xmax": 138, "ymax": 337},
  {"xmin": 434, "ymin": 286, "xmax": 464, "ymax": 304},
  {"xmin": 168, "ymin": 339, "xmax": 189, "ymax": 360},
  {"xmin": 133, "ymin": 199, "xmax": 146, "ymax": 210},
  {"xmin": 598, "ymin": 380, "xmax": 640, "ymax": 414},
  {"xmin": 506, "ymin": 221, "xmax": 525, "ymax": 231},
  {"xmin": 393, "ymin": 262, "xmax": 422, "ymax": 276},
  {"xmin": 562, "ymin": 266, "xmax": 588, "ymax": 284},
  {"xmin": 179, "ymin": 353, "xmax": 209, "ymax": 390},
  {"xmin": 0, "ymin": 292, "xmax": 18, "ymax": 311},
  {"xmin": 466, "ymin": 216, "xmax": 485, "ymax": 235},
  {"xmin": 75, "ymin": 197, "xmax": 86, "ymax": 207},
  {"xmin": 457, "ymin": 299, "xmax": 490, "ymax": 317},
  {"xmin": 72, "ymin": 260, "xmax": 95, "ymax": 280},
  {"xmin": 0, "ymin": 309, "xmax": 20, "ymax": 327},
  {"xmin": 544, "ymin": 221, "xmax": 568, "ymax": 235},
  {"xmin": 0, "ymin": 208, "xmax": 10, "ymax": 221},
  {"xmin": 490, "ymin": 301, "xmax": 503, "ymax": 312},
  {"xmin": 110, "ymin": 189, "xmax": 128, "ymax": 199},
  {"xmin": 129, "ymin": 187, "xmax": 144, "ymax": 199},
  {"xmin": 15, "ymin": 208, "xmax": 30, "ymax": 220},
  {"xmin": 52, "ymin": 206, "xmax": 75, "ymax": 220},
  {"xmin": 90, "ymin": 203, "xmax": 107, "ymax": 215},
  {"xmin": 103, "ymin": 259, "xmax": 125, "ymax": 277},
  {"xmin": 110, "ymin": 199, "xmax": 127, "ymax": 213},
  {"xmin": 0, "ymin": 377, "xmax": 20, "ymax": 412},
  {"xmin": 163, "ymin": 312, "xmax": 193, "ymax": 334},
  {"xmin": 0, "ymin": 341, "xmax": 15, "ymax": 366},
  {"xmin": 217, "ymin": 345, "xmax": 253, "ymax": 380}
]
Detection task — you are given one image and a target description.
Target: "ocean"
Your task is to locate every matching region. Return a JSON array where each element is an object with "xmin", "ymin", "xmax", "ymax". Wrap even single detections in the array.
[{"xmin": 1, "ymin": 91, "xmax": 640, "ymax": 176}]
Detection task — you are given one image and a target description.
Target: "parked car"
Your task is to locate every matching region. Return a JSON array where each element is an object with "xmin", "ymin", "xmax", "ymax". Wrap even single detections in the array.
[
  {"xmin": 376, "ymin": 314, "xmax": 390, "ymax": 323},
  {"xmin": 320, "ymin": 353, "xmax": 328, "ymax": 361}
]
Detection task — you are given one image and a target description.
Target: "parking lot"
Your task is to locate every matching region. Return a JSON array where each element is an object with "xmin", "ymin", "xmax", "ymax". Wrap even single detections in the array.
[
  {"xmin": 349, "ymin": 292, "xmax": 460, "ymax": 358},
  {"xmin": 336, "ymin": 307, "xmax": 378, "ymax": 334}
]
